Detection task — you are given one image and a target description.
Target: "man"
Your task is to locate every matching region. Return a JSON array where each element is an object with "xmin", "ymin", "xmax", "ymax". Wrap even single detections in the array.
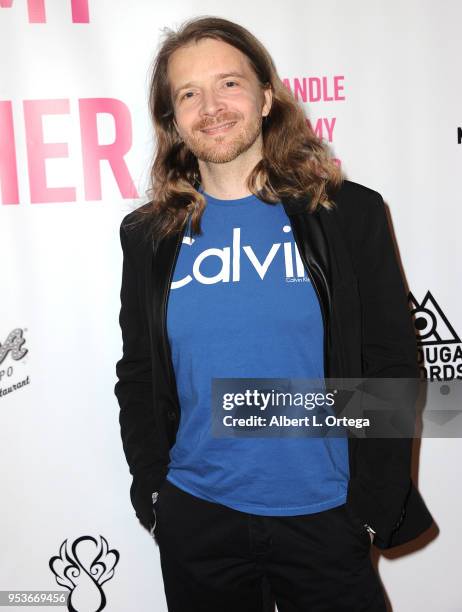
[{"xmin": 114, "ymin": 16, "xmax": 434, "ymax": 612}]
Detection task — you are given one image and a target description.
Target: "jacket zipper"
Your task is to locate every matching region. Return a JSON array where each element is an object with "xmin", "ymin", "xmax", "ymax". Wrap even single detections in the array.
[{"xmin": 150, "ymin": 491, "xmax": 159, "ymax": 536}]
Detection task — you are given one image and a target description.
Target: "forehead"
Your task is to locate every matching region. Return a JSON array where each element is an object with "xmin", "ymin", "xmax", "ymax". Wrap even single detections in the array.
[{"xmin": 167, "ymin": 38, "xmax": 256, "ymax": 88}]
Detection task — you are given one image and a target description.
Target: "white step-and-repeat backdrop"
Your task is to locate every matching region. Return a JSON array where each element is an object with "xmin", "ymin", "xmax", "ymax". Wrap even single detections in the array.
[{"xmin": 1, "ymin": 1, "xmax": 461, "ymax": 610}]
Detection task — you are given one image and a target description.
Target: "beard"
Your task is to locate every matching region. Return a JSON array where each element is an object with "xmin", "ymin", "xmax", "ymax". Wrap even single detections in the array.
[{"xmin": 180, "ymin": 112, "xmax": 263, "ymax": 164}]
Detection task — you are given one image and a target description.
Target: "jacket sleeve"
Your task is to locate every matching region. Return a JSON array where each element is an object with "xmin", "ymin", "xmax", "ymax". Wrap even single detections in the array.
[
  {"xmin": 347, "ymin": 191, "xmax": 419, "ymax": 547},
  {"xmin": 114, "ymin": 220, "xmax": 164, "ymax": 531}
]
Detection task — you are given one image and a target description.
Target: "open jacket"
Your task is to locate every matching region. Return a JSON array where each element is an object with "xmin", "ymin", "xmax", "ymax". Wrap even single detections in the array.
[{"xmin": 114, "ymin": 179, "xmax": 434, "ymax": 550}]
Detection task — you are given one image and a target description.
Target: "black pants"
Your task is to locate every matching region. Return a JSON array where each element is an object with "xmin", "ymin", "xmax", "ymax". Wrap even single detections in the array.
[{"xmin": 154, "ymin": 478, "xmax": 387, "ymax": 612}]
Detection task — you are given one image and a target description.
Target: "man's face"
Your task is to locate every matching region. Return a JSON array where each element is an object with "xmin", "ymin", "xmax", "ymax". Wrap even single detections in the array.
[{"xmin": 167, "ymin": 37, "xmax": 272, "ymax": 164}]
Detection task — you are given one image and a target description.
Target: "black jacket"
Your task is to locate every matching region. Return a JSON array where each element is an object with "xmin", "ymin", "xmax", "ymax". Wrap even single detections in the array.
[{"xmin": 114, "ymin": 179, "xmax": 434, "ymax": 550}]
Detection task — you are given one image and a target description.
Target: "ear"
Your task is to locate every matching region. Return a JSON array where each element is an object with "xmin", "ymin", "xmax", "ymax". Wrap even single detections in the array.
[{"xmin": 262, "ymin": 85, "xmax": 273, "ymax": 118}]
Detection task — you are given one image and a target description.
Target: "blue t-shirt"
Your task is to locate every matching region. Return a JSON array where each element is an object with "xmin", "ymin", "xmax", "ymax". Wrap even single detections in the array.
[{"xmin": 165, "ymin": 190, "xmax": 349, "ymax": 515}]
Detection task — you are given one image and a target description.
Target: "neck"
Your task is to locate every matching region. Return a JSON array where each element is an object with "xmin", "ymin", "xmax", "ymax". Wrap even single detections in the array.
[{"xmin": 197, "ymin": 141, "xmax": 263, "ymax": 200}]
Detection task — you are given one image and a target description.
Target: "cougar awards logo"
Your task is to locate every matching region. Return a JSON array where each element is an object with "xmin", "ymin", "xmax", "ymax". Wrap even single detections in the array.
[
  {"xmin": 409, "ymin": 291, "xmax": 462, "ymax": 381},
  {"xmin": 49, "ymin": 535, "xmax": 119, "ymax": 612},
  {"xmin": 0, "ymin": 327, "xmax": 30, "ymax": 398}
]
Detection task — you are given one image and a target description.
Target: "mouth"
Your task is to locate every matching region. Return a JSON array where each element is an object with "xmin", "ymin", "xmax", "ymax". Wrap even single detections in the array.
[{"xmin": 200, "ymin": 121, "xmax": 237, "ymax": 135}]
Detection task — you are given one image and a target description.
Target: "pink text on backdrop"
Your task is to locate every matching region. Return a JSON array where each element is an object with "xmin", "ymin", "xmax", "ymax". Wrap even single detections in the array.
[
  {"xmin": 307, "ymin": 117, "xmax": 336, "ymax": 142},
  {"xmin": 0, "ymin": 99, "xmax": 138, "ymax": 205},
  {"xmin": 283, "ymin": 76, "xmax": 345, "ymax": 103},
  {"xmin": 0, "ymin": 0, "xmax": 89, "ymax": 23}
]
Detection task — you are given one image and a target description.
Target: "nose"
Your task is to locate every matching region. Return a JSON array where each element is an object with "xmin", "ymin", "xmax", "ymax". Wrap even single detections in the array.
[{"xmin": 199, "ymin": 88, "xmax": 226, "ymax": 118}]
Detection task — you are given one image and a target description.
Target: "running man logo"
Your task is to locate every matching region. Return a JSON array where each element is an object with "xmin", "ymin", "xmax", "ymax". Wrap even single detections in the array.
[{"xmin": 409, "ymin": 291, "xmax": 462, "ymax": 381}]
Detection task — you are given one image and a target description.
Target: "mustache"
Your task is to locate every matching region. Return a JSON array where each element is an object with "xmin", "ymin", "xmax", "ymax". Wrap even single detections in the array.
[{"xmin": 194, "ymin": 112, "xmax": 242, "ymax": 131}]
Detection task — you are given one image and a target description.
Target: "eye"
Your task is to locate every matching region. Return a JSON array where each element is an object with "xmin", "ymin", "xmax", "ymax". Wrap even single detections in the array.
[
  {"xmin": 181, "ymin": 91, "xmax": 195, "ymax": 100},
  {"xmin": 224, "ymin": 80, "xmax": 239, "ymax": 88}
]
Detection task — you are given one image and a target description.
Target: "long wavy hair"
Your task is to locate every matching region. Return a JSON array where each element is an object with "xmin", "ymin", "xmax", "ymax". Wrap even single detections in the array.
[{"xmin": 130, "ymin": 16, "xmax": 343, "ymax": 241}]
